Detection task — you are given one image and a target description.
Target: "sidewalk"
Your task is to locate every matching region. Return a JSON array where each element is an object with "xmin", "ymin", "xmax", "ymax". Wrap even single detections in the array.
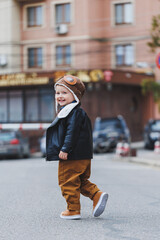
[
  {"xmin": 114, "ymin": 141, "xmax": 160, "ymax": 168},
  {"xmin": 129, "ymin": 152, "xmax": 160, "ymax": 168},
  {"xmin": 115, "ymin": 154, "xmax": 160, "ymax": 168}
]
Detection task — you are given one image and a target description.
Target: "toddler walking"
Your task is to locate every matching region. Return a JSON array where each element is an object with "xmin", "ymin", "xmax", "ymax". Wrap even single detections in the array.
[{"xmin": 46, "ymin": 75, "xmax": 108, "ymax": 219}]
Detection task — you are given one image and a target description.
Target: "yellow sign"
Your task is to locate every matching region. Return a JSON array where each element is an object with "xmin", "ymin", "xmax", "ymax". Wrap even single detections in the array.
[
  {"xmin": 54, "ymin": 71, "xmax": 67, "ymax": 82},
  {"xmin": 53, "ymin": 70, "xmax": 104, "ymax": 83},
  {"xmin": 0, "ymin": 73, "xmax": 49, "ymax": 87},
  {"xmin": 90, "ymin": 70, "xmax": 104, "ymax": 82},
  {"xmin": 77, "ymin": 71, "xmax": 91, "ymax": 82}
]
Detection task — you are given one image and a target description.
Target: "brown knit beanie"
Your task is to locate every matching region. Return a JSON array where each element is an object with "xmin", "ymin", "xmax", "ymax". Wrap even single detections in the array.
[{"xmin": 55, "ymin": 75, "xmax": 85, "ymax": 102}]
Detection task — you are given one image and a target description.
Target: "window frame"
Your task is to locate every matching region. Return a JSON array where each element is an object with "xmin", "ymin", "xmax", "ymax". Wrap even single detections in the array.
[
  {"xmin": 23, "ymin": 3, "xmax": 45, "ymax": 30},
  {"xmin": 27, "ymin": 5, "xmax": 43, "ymax": 28},
  {"xmin": 27, "ymin": 47, "xmax": 43, "ymax": 69},
  {"xmin": 51, "ymin": 0, "xmax": 74, "ymax": 28},
  {"xmin": 24, "ymin": 45, "xmax": 46, "ymax": 71},
  {"xmin": 55, "ymin": 3, "xmax": 71, "ymax": 24},
  {"xmin": 55, "ymin": 44, "xmax": 72, "ymax": 67},
  {"xmin": 115, "ymin": 43, "xmax": 134, "ymax": 67},
  {"xmin": 111, "ymin": 0, "xmax": 134, "ymax": 27}
]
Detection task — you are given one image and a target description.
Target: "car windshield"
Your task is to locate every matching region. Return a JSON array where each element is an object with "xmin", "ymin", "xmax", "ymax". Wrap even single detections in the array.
[
  {"xmin": 0, "ymin": 132, "xmax": 15, "ymax": 141},
  {"xmin": 151, "ymin": 121, "xmax": 160, "ymax": 131},
  {"xmin": 95, "ymin": 119, "xmax": 122, "ymax": 131}
]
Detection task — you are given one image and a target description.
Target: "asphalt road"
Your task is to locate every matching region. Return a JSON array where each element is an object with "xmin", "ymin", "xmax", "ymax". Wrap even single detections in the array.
[{"xmin": 0, "ymin": 153, "xmax": 160, "ymax": 240}]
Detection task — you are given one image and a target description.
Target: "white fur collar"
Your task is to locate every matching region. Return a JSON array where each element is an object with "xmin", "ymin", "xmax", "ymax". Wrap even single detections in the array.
[{"xmin": 57, "ymin": 102, "xmax": 79, "ymax": 118}]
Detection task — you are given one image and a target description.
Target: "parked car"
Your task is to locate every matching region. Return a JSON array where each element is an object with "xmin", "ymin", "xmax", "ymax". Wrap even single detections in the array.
[
  {"xmin": 144, "ymin": 119, "xmax": 160, "ymax": 149},
  {"xmin": 93, "ymin": 115, "xmax": 130, "ymax": 153},
  {"xmin": 0, "ymin": 129, "xmax": 30, "ymax": 159},
  {"xmin": 40, "ymin": 132, "xmax": 46, "ymax": 157}
]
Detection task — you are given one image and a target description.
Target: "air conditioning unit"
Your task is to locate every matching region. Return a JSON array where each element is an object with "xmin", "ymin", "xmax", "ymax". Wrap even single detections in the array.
[
  {"xmin": 136, "ymin": 62, "xmax": 149, "ymax": 68},
  {"xmin": 0, "ymin": 55, "xmax": 7, "ymax": 67},
  {"xmin": 56, "ymin": 24, "xmax": 68, "ymax": 35}
]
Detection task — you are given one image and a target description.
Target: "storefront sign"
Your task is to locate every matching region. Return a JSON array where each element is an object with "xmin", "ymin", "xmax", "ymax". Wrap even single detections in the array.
[
  {"xmin": 77, "ymin": 71, "xmax": 91, "ymax": 82},
  {"xmin": 104, "ymin": 71, "xmax": 113, "ymax": 82},
  {"xmin": 53, "ymin": 71, "xmax": 67, "ymax": 81},
  {"xmin": 0, "ymin": 73, "xmax": 49, "ymax": 87},
  {"xmin": 0, "ymin": 70, "xmax": 114, "ymax": 87},
  {"xmin": 90, "ymin": 70, "xmax": 104, "ymax": 82},
  {"xmin": 53, "ymin": 70, "xmax": 105, "ymax": 83}
]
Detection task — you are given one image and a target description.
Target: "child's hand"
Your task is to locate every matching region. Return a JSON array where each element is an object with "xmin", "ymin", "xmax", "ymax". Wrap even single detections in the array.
[{"xmin": 59, "ymin": 151, "xmax": 68, "ymax": 160}]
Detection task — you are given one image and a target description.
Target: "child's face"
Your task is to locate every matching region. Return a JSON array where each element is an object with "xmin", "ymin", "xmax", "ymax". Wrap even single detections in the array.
[{"xmin": 55, "ymin": 85, "xmax": 75, "ymax": 107}]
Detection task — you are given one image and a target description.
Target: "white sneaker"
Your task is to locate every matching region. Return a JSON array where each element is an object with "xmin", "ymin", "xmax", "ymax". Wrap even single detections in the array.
[{"xmin": 93, "ymin": 191, "xmax": 109, "ymax": 217}]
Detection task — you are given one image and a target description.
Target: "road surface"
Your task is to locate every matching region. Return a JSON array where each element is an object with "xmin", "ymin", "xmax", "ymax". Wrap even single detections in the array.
[{"xmin": 0, "ymin": 153, "xmax": 160, "ymax": 240}]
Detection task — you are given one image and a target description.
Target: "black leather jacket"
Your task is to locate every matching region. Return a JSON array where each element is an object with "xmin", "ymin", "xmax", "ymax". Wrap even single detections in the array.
[{"xmin": 46, "ymin": 105, "xmax": 93, "ymax": 161}]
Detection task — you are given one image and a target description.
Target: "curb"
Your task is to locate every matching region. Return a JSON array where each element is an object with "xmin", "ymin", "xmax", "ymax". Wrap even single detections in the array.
[
  {"xmin": 129, "ymin": 157, "xmax": 160, "ymax": 168},
  {"xmin": 113, "ymin": 155, "xmax": 160, "ymax": 168}
]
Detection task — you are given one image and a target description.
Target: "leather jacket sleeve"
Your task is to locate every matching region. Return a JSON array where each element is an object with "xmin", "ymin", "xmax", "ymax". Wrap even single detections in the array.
[{"xmin": 61, "ymin": 108, "xmax": 84, "ymax": 153}]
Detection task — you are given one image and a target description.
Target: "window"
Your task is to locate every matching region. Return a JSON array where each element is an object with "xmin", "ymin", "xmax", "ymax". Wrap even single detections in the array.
[
  {"xmin": 56, "ymin": 45, "xmax": 71, "ymax": 66},
  {"xmin": 0, "ymin": 89, "xmax": 54, "ymax": 123},
  {"xmin": 55, "ymin": 3, "xmax": 71, "ymax": 24},
  {"xmin": 39, "ymin": 89, "xmax": 54, "ymax": 121},
  {"xmin": 27, "ymin": 6, "xmax": 43, "ymax": 27},
  {"xmin": 0, "ymin": 92, "xmax": 7, "ymax": 122},
  {"xmin": 25, "ymin": 89, "xmax": 54, "ymax": 122},
  {"xmin": 115, "ymin": 2, "xmax": 133, "ymax": 25},
  {"xmin": 115, "ymin": 44, "xmax": 134, "ymax": 66},
  {"xmin": 9, "ymin": 91, "xmax": 23, "ymax": 122},
  {"xmin": 28, "ymin": 47, "xmax": 43, "ymax": 68},
  {"xmin": 25, "ymin": 90, "xmax": 38, "ymax": 121}
]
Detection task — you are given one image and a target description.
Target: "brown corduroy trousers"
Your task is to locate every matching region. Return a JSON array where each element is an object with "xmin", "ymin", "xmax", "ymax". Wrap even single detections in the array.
[{"xmin": 58, "ymin": 159, "xmax": 100, "ymax": 211}]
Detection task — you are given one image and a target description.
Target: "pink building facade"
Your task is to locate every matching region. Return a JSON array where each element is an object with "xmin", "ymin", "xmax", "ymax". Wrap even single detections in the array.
[
  {"xmin": 19, "ymin": 0, "xmax": 159, "ymax": 71},
  {"xmin": 0, "ymin": 0, "xmax": 160, "ymax": 146}
]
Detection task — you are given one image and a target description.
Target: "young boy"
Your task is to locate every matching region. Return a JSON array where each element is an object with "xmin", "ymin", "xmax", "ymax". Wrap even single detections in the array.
[{"xmin": 46, "ymin": 75, "xmax": 108, "ymax": 220}]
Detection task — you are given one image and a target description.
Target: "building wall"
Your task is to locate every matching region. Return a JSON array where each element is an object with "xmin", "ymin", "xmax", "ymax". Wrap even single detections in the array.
[
  {"xmin": 82, "ymin": 82, "xmax": 145, "ymax": 141},
  {"xmin": 1, "ymin": 0, "xmax": 160, "ymax": 145},
  {"xmin": 103, "ymin": 0, "xmax": 160, "ymax": 72},
  {"xmin": 0, "ymin": 0, "xmax": 21, "ymax": 74},
  {"xmin": 20, "ymin": 0, "xmax": 106, "ymax": 71},
  {"xmin": 13, "ymin": 1, "xmax": 160, "ymax": 121},
  {"xmin": 19, "ymin": 0, "xmax": 160, "ymax": 73}
]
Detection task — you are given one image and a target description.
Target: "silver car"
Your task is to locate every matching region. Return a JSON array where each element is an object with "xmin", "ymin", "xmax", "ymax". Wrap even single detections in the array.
[{"xmin": 0, "ymin": 130, "xmax": 30, "ymax": 159}]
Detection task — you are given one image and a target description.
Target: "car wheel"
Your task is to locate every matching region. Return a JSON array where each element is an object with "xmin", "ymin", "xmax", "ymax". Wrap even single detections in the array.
[
  {"xmin": 144, "ymin": 142, "xmax": 153, "ymax": 150},
  {"xmin": 144, "ymin": 142, "xmax": 149, "ymax": 149},
  {"xmin": 17, "ymin": 152, "xmax": 23, "ymax": 159},
  {"xmin": 96, "ymin": 145, "xmax": 109, "ymax": 153},
  {"xmin": 144, "ymin": 136, "xmax": 150, "ymax": 149},
  {"xmin": 16, "ymin": 147, "xmax": 24, "ymax": 159},
  {"xmin": 24, "ymin": 152, "xmax": 30, "ymax": 158}
]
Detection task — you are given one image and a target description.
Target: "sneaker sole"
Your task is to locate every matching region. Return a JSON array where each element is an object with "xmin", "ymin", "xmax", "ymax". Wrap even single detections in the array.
[
  {"xmin": 93, "ymin": 192, "xmax": 109, "ymax": 217},
  {"xmin": 60, "ymin": 214, "xmax": 81, "ymax": 220}
]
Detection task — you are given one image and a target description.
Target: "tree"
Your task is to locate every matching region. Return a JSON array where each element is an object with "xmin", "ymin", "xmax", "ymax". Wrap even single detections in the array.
[
  {"xmin": 148, "ymin": 14, "xmax": 160, "ymax": 52},
  {"xmin": 144, "ymin": 14, "xmax": 160, "ymax": 111},
  {"xmin": 141, "ymin": 78, "xmax": 160, "ymax": 111}
]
